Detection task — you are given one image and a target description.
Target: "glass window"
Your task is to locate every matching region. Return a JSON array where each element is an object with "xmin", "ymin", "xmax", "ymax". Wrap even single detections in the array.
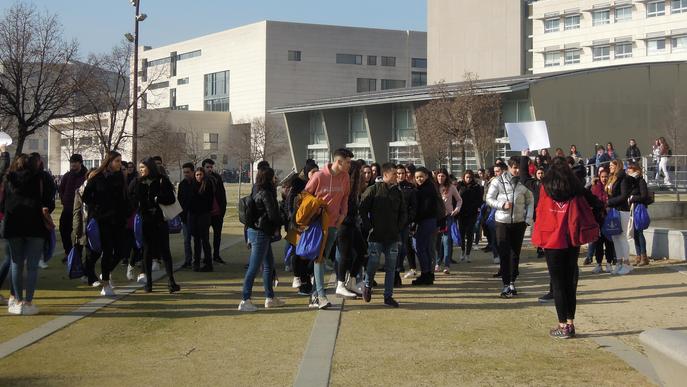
[
  {"xmin": 177, "ymin": 77, "xmax": 189, "ymax": 85},
  {"xmin": 381, "ymin": 79, "xmax": 406, "ymax": 90},
  {"xmin": 43, "ymin": 139, "xmax": 48, "ymax": 150},
  {"xmin": 173, "ymin": 105, "xmax": 189, "ymax": 111},
  {"xmin": 204, "ymin": 98, "xmax": 229, "ymax": 112},
  {"xmin": 307, "ymin": 148, "xmax": 330, "ymax": 166},
  {"xmin": 592, "ymin": 46, "xmax": 610, "ymax": 61},
  {"xmin": 336, "ymin": 54, "xmax": 362, "ymax": 65},
  {"xmin": 411, "ymin": 58, "xmax": 428, "ymax": 68},
  {"xmin": 592, "ymin": 10, "xmax": 610, "ymax": 26},
  {"xmin": 672, "ymin": 35, "xmax": 687, "ymax": 52},
  {"xmin": 393, "ymin": 107, "xmax": 416, "ymax": 141},
  {"xmin": 288, "ymin": 50, "xmax": 301, "ymax": 61},
  {"xmin": 356, "ymin": 78, "xmax": 376, "ymax": 93},
  {"xmin": 544, "ymin": 18, "xmax": 560, "ymax": 33},
  {"xmin": 389, "ymin": 144, "xmax": 422, "ymax": 166},
  {"xmin": 564, "ymin": 49, "xmax": 580, "ymax": 65},
  {"xmin": 564, "ymin": 15, "xmax": 580, "ymax": 30},
  {"xmin": 170, "ymin": 52, "xmax": 177, "ymax": 77},
  {"xmin": 309, "ymin": 112, "xmax": 327, "ymax": 145},
  {"xmin": 367, "ymin": 55, "xmax": 377, "ymax": 65},
  {"xmin": 615, "ymin": 42, "xmax": 633, "ymax": 58},
  {"xmin": 349, "ymin": 147, "xmax": 372, "ymax": 164},
  {"xmin": 146, "ymin": 57, "xmax": 170, "ymax": 67},
  {"xmin": 204, "ymin": 70, "xmax": 229, "ymax": 112},
  {"xmin": 169, "ymin": 88, "xmax": 176, "ymax": 108},
  {"xmin": 615, "ymin": 6, "xmax": 632, "ymax": 22},
  {"xmin": 544, "ymin": 51, "xmax": 561, "ymax": 67},
  {"xmin": 411, "ymin": 72, "xmax": 427, "ymax": 87},
  {"xmin": 381, "ymin": 56, "xmax": 396, "ymax": 66},
  {"xmin": 349, "ymin": 109, "xmax": 367, "ymax": 144},
  {"xmin": 177, "ymin": 50, "xmax": 201, "ymax": 61},
  {"xmin": 203, "ymin": 133, "xmax": 219, "ymax": 151},
  {"xmin": 148, "ymin": 81, "xmax": 169, "ymax": 90},
  {"xmin": 647, "ymin": 38, "xmax": 666, "ymax": 55},
  {"xmin": 647, "ymin": 1, "xmax": 665, "ymax": 17},
  {"xmin": 674, "ymin": 0, "xmax": 687, "ymax": 13}
]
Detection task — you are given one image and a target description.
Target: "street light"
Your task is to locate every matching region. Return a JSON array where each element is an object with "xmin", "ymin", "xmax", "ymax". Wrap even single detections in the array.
[{"xmin": 125, "ymin": 0, "xmax": 145, "ymax": 162}]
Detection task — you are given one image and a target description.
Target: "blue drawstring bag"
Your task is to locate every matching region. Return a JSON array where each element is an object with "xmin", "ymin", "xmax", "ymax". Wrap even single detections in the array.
[
  {"xmin": 284, "ymin": 244, "xmax": 295, "ymax": 265},
  {"xmin": 296, "ymin": 220, "xmax": 324, "ymax": 261},
  {"xmin": 485, "ymin": 207, "xmax": 496, "ymax": 230},
  {"xmin": 86, "ymin": 218, "xmax": 101, "ymax": 253},
  {"xmin": 602, "ymin": 208, "xmax": 623, "ymax": 238},
  {"xmin": 43, "ymin": 228, "xmax": 57, "ymax": 262},
  {"xmin": 67, "ymin": 246, "xmax": 84, "ymax": 279},
  {"xmin": 134, "ymin": 213, "xmax": 144, "ymax": 249},
  {"xmin": 450, "ymin": 217, "xmax": 462, "ymax": 246},
  {"xmin": 168, "ymin": 216, "xmax": 182, "ymax": 234},
  {"xmin": 633, "ymin": 204, "xmax": 651, "ymax": 231}
]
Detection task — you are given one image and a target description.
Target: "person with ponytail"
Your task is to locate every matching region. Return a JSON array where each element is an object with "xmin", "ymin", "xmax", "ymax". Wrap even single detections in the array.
[{"xmin": 605, "ymin": 159, "xmax": 637, "ymax": 275}]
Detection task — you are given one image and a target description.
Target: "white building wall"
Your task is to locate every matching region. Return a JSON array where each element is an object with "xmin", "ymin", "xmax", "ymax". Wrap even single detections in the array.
[{"xmin": 532, "ymin": 0, "xmax": 687, "ymax": 74}]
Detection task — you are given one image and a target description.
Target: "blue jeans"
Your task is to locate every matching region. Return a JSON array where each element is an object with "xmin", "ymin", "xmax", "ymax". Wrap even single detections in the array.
[
  {"xmin": 242, "ymin": 228, "xmax": 274, "ymax": 301},
  {"xmin": 365, "ymin": 241, "xmax": 399, "ymax": 298},
  {"xmin": 441, "ymin": 231, "xmax": 453, "ymax": 268},
  {"xmin": 181, "ymin": 222, "xmax": 192, "ymax": 263},
  {"xmin": 8, "ymin": 237, "xmax": 44, "ymax": 302},
  {"xmin": 634, "ymin": 229, "xmax": 647, "ymax": 256},
  {"xmin": 415, "ymin": 218, "xmax": 436, "ymax": 273},
  {"xmin": 314, "ymin": 227, "xmax": 337, "ymax": 298}
]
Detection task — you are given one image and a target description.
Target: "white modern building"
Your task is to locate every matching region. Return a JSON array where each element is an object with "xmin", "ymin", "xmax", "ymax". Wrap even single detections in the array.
[{"xmin": 531, "ymin": 0, "xmax": 687, "ymax": 73}]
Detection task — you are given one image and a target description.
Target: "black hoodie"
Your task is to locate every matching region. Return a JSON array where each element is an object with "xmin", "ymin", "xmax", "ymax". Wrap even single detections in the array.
[{"xmin": 1, "ymin": 169, "xmax": 53, "ymax": 238}]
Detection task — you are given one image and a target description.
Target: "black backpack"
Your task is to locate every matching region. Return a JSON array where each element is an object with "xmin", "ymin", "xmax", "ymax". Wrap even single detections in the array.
[{"xmin": 238, "ymin": 194, "xmax": 257, "ymax": 226}]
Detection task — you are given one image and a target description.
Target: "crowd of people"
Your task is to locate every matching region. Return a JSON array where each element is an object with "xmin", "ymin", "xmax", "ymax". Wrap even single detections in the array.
[{"xmin": 0, "ymin": 137, "xmax": 660, "ymax": 340}]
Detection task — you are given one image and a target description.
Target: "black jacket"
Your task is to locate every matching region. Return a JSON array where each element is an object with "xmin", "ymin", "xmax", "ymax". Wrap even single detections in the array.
[
  {"xmin": 607, "ymin": 171, "xmax": 636, "ymax": 212},
  {"xmin": 398, "ymin": 180, "xmax": 417, "ymax": 225},
  {"xmin": 519, "ymin": 155, "xmax": 542, "ymax": 208},
  {"xmin": 252, "ymin": 187, "xmax": 282, "ymax": 235},
  {"xmin": 1, "ymin": 170, "xmax": 53, "ymax": 238},
  {"xmin": 129, "ymin": 176, "xmax": 176, "ymax": 224},
  {"xmin": 625, "ymin": 145, "xmax": 642, "ymax": 163},
  {"xmin": 457, "ymin": 181, "xmax": 483, "ymax": 219},
  {"xmin": 359, "ymin": 182, "xmax": 407, "ymax": 243},
  {"xmin": 83, "ymin": 171, "xmax": 129, "ymax": 226},
  {"xmin": 629, "ymin": 175, "xmax": 650, "ymax": 205},
  {"xmin": 209, "ymin": 172, "xmax": 227, "ymax": 215},
  {"xmin": 415, "ymin": 180, "xmax": 440, "ymax": 222},
  {"xmin": 177, "ymin": 178, "xmax": 194, "ymax": 223},
  {"xmin": 189, "ymin": 180, "xmax": 214, "ymax": 215}
]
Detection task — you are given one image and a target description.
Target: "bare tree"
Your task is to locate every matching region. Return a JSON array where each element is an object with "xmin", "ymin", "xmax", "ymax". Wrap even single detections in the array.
[
  {"xmin": 664, "ymin": 98, "xmax": 685, "ymax": 156},
  {"xmin": 229, "ymin": 116, "xmax": 289, "ymax": 181},
  {"xmin": 414, "ymin": 111, "xmax": 450, "ymax": 169},
  {"xmin": 0, "ymin": 2, "xmax": 86, "ymax": 155},
  {"xmin": 138, "ymin": 117, "xmax": 186, "ymax": 170}
]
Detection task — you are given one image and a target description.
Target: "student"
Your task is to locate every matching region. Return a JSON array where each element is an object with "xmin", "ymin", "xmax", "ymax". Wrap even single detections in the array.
[
  {"xmin": 411, "ymin": 167, "xmax": 440, "ymax": 286},
  {"xmin": 654, "ymin": 137, "xmax": 672, "ymax": 185},
  {"xmin": 129, "ymin": 158, "xmax": 180, "ymax": 293},
  {"xmin": 82, "ymin": 152, "xmax": 129, "ymax": 296},
  {"xmin": 189, "ymin": 168, "xmax": 215, "ymax": 272},
  {"xmin": 519, "ymin": 151, "xmax": 544, "ymax": 257},
  {"xmin": 287, "ymin": 161, "xmax": 319, "ymax": 295},
  {"xmin": 486, "ymin": 157, "xmax": 534, "ymax": 298},
  {"xmin": 361, "ymin": 164, "xmax": 374, "ymax": 187},
  {"xmin": 305, "ymin": 148, "xmax": 353, "ymax": 308},
  {"xmin": 569, "ymin": 145, "xmax": 583, "ymax": 165},
  {"xmin": 436, "ymin": 168, "xmax": 461, "ymax": 274},
  {"xmin": 202, "ymin": 159, "xmax": 228, "ymax": 265},
  {"xmin": 625, "ymin": 139, "xmax": 642, "ymax": 166},
  {"xmin": 606, "ymin": 142, "xmax": 616, "ymax": 160},
  {"xmin": 456, "ymin": 170, "xmax": 483, "ymax": 263},
  {"xmin": 626, "ymin": 165, "xmax": 651, "ymax": 266},
  {"xmin": 397, "ymin": 164, "xmax": 418, "ymax": 279},
  {"xmin": 359, "ymin": 163, "xmax": 407, "ymax": 307},
  {"xmin": 177, "ymin": 163, "xmax": 195, "ymax": 268},
  {"xmin": 606, "ymin": 160, "xmax": 636, "ymax": 275},
  {"xmin": 589, "ymin": 169, "xmax": 616, "ymax": 274},
  {"xmin": 58, "ymin": 154, "xmax": 87, "ymax": 260},
  {"xmin": 238, "ymin": 167, "xmax": 285, "ymax": 311},
  {"xmin": 335, "ymin": 160, "xmax": 365, "ymax": 298},
  {"xmin": 29, "ymin": 153, "xmax": 56, "ymax": 269}
]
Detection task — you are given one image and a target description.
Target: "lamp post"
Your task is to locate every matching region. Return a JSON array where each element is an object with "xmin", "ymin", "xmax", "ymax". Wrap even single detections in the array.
[{"xmin": 125, "ymin": 0, "xmax": 146, "ymax": 162}]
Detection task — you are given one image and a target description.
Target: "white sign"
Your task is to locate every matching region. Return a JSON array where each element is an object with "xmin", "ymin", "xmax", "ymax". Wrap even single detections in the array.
[
  {"xmin": 0, "ymin": 132, "xmax": 12, "ymax": 146},
  {"xmin": 504, "ymin": 121, "xmax": 550, "ymax": 151}
]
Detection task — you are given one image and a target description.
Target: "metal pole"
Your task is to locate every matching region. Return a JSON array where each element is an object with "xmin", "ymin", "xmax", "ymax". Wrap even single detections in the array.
[{"xmin": 131, "ymin": 0, "xmax": 140, "ymax": 162}]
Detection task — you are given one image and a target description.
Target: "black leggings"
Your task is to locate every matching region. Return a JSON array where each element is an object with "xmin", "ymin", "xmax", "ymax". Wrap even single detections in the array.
[
  {"xmin": 86, "ymin": 222, "xmax": 125, "ymax": 282},
  {"xmin": 336, "ymin": 224, "xmax": 366, "ymax": 280},
  {"xmin": 211, "ymin": 214, "xmax": 224, "ymax": 259},
  {"xmin": 458, "ymin": 214, "xmax": 478, "ymax": 256},
  {"xmin": 142, "ymin": 220, "xmax": 175, "ymax": 288},
  {"xmin": 495, "ymin": 222, "xmax": 527, "ymax": 285},
  {"xmin": 546, "ymin": 247, "xmax": 580, "ymax": 323},
  {"xmin": 595, "ymin": 235, "xmax": 615, "ymax": 265},
  {"xmin": 190, "ymin": 212, "xmax": 212, "ymax": 267}
]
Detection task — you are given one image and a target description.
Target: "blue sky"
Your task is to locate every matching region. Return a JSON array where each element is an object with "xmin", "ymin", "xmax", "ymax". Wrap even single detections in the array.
[{"xmin": 23, "ymin": 0, "xmax": 427, "ymax": 57}]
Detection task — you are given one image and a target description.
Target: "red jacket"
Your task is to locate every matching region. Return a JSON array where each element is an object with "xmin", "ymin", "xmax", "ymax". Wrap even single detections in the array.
[{"xmin": 532, "ymin": 186, "xmax": 599, "ymax": 249}]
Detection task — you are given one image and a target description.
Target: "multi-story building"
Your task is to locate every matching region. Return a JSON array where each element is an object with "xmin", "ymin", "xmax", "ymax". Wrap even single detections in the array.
[{"xmin": 531, "ymin": 0, "xmax": 687, "ymax": 73}]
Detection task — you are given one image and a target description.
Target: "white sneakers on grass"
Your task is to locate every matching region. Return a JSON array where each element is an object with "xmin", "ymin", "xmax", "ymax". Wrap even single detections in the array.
[
  {"xmin": 264, "ymin": 297, "xmax": 285, "ymax": 308},
  {"xmin": 238, "ymin": 297, "xmax": 286, "ymax": 311},
  {"xmin": 292, "ymin": 277, "xmax": 302, "ymax": 288},
  {"xmin": 335, "ymin": 281, "xmax": 357, "ymax": 298},
  {"xmin": 99, "ymin": 274, "xmax": 115, "ymax": 289},
  {"xmin": 137, "ymin": 273, "xmax": 147, "ymax": 284},
  {"xmin": 7, "ymin": 302, "xmax": 22, "ymax": 315},
  {"xmin": 38, "ymin": 259, "xmax": 49, "ymax": 269},
  {"xmin": 238, "ymin": 299, "xmax": 258, "ymax": 312},
  {"xmin": 100, "ymin": 284, "xmax": 115, "ymax": 297},
  {"xmin": 7, "ymin": 301, "xmax": 39, "ymax": 315}
]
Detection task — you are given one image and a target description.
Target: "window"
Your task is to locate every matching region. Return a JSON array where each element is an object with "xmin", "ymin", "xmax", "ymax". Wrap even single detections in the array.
[
  {"xmin": 411, "ymin": 58, "xmax": 427, "ymax": 68},
  {"xmin": 203, "ymin": 133, "xmax": 219, "ymax": 151},
  {"xmin": 177, "ymin": 77, "xmax": 189, "ymax": 85},
  {"xmin": 173, "ymin": 105, "xmax": 189, "ymax": 111},
  {"xmin": 381, "ymin": 56, "xmax": 396, "ymax": 66},
  {"xmin": 336, "ymin": 53, "xmax": 362, "ymax": 65},
  {"xmin": 146, "ymin": 57, "xmax": 170, "ymax": 67},
  {"xmin": 544, "ymin": 51, "xmax": 561, "ymax": 67},
  {"xmin": 177, "ymin": 50, "xmax": 201, "ymax": 61},
  {"xmin": 564, "ymin": 49, "xmax": 580, "ymax": 64},
  {"xmin": 78, "ymin": 137, "xmax": 92, "ymax": 146},
  {"xmin": 592, "ymin": 10, "xmax": 610, "ymax": 26},
  {"xmin": 60, "ymin": 138, "xmax": 69, "ymax": 147},
  {"xmin": 288, "ymin": 50, "xmax": 301, "ymax": 61},
  {"xmin": 367, "ymin": 56, "xmax": 377, "ymax": 65},
  {"xmin": 148, "ymin": 81, "xmax": 169, "ymax": 90},
  {"xmin": 393, "ymin": 106, "xmax": 416, "ymax": 141},
  {"xmin": 411, "ymin": 72, "xmax": 427, "ymax": 87},
  {"xmin": 204, "ymin": 70, "xmax": 229, "ymax": 112},
  {"xmin": 672, "ymin": 35, "xmax": 687, "ymax": 52},
  {"xmin": 356, "ymin": 78, "xmax": 376, "ymax": 93},
  {"xmin": 647, "ymin": 1, "xmax": 665, "ymax": 17},
  {"xmin": 381, "ymin": 79, "xmax": 406, "ymax": 90},
  {"xmin": 674, "ymin": 0, "xmax": 687, "ymax": 13},
  {"xmin": 169, "ymin": 88, "xmax": 176, "ymax": 108},
  {"xmin": 564, "ymin": 15, "xmax": 580, "ymax": 30},
  {"xmin": 615, "ymin": 6, "xmax": 632, "ymax": 22},
  {"xmin": 544, "ymin": 18, "xmax": 560, "ymax": 33},
  {"xmin": 615, "ymin": 42, "xmax": 633, "ymax": 58},
  {"xmin": 592, "ymin": 45, "xmax": 610, "ymax": 61},
  {"xmin": 141, "ymin": 93, "xmax": 147, "ymax": 109},
  {"xmin": 309, "ymin": 112, "xmax": 327, "ymax": 145},
  {"xmin": 647, "ymin": 38, "xmax": 666, "ymax": 55},
  {"xmin": 307, "ymin": 148, "xmax": 330, "ymax": 166},
  {"xmin": 170, "ymin": 52, "xmax": 177, "ymax": 77},
  {"xmin": 349, "ymin": 109, "xmax": 367, "ymax": 144}
]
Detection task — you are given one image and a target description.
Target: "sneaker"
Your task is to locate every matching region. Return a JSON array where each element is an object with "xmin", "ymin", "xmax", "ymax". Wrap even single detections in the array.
[
  {"xmin": 317, "ymin": 296, "xmax": 332, "ymax": 310},
  {"xmin": 591, "ymin": 264, "xmax": 603, "ymax": 274},
  {"xmin": 284, "ymin": 265, "xmax": 291, "ymax": 273},
  {"xmin": 273, "ymin": 276, "xmax": 279, "ymax": 288},
  {"xmin": 152, "ymin": 261, "xmax": 160, "ymax": 271},
  {"xmin": 213, "ymin": 257, "xmax": 227, "ymax": 265},
  {"xmin": 100, "ymin": 284, "xmax": 115, "ymax": 297},
  {"xmin": 605, "ymin": 263, "xmax": 613, "ymax": 273},
  {"xmin": 91, "ymin": 280, "xmax": 101, "ymax": 288},
  {"xmin": 265, "ymin": 297, "xmax": 285, "ymax": 308},
  {"xmin": 8, "ymin": 302, "xmax": 22, "ymax": 315},
  {"xmin": 127, "ymin": 265, "xmax": 136, "ymax": 281},
  {"xmin": 21, "ymin": 302, "xmax": 39, "ymax": 315},
  {"xmin": 509, "ymin": 284, "xmax": 518, "ymax": 296},
  {"xmin": 100, "ymin": 274, "xmax": 115, "ymax": 289},
  {"xmin": 38, "ymin": 259, "xmax": 49, "ymax": 269},
  {"xmin": 611, "ymin": 262, "xmax": 623, "ymax": 275},
  {"xmin": 80, "ymin": 275, "xmax": 88, "ymax": 284},
  {"xmin": 345, "ymin": 276, "xmax": 362, "ymax": 296},
  {"xmin": 583, "ymin": 257, "xmax": 593, "ymax": 265},
  {"xmin": 567, "ymin": 323, "xmax": 576, "ymax": 337},
  {"xmin": 308, "ymin": 294, "xmax": 320, "ymax": 309},
  {"xmin": 443, "ymin": 268, "xmax": 450, "ymax": 274},
  {"xmin": 363, "ymin": 286, "xmax": 372, "ymax": 303},
  {"xmin": 336, "ymin": 282, "xmax": 357, "ymax": 298},
  {"xmin": 618, "ymin": 264, "xmax": 632, "ymax": 276},
  {"xmin": 403, "ymin": 269, "xmax": 417, "ymax": 279},
  {"xmin": 411, "ymin": 273, "xmax": 432, "ymax": 286},
  {"xmin": 434, "ymin": 264, "xmax": 440, "ymax": 272},
  {"xmin": 549, "ymin": 325, "xmax": 573, "ymax": 339},
  {"xmin": 465, "ymin": 255, "xmax": 471, "ymax": 263},
  {"xmin": 137, "ymin": 273, "xmax": 147, "ymax": 284},
  {"xmin": 493, "ymin": 256, "xmax": 500, "ymax": 265},
  {"xmin": 292, "ymin": 277, "xmax": 302, "ymax": 289},
  {"xmin": 500, "ymin": 285, "xmax": 513, "ymax": 299},
  {"xmin": 538, "ymin": 292, "xmax": 554, "ymax": 303},
  {"xmin": 459, "ymin": 253, "xmax": 466, "ymax": 263},
  {"xmin": 238, "ymin": 299, "xmax": 258, "ymax": 312},
  {"xmin": 384, "ymin": 296, "xmax": 400, "ymax": 308},
  {"xmin": 7, "ymin": 296, "xmax": 17, "ymax": 308}
]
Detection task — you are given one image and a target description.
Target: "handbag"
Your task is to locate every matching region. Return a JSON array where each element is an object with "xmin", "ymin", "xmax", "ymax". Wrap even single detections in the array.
[
  {"xmin": 296, "ymin": 217, "xmax": 324, "ymax": 261},
  {"xmin": 601, "ymin": 208, "xmax": 623, "ymax": 238},
  {"xmin": 134, "ymin": 212, "xmax": 144, "ymax": 249},
  {"xmin": 626, "ymin": 204, "xmax": 635, "ymax": 240},
  {"xmin": 449, "ymin": 217, "xmax": 462, "ymax": 246},
  {"xmin": 159, "ymin": 198, "xmax": 183, "ymax": 221},
  {"xmin": 67, "ymin": 245, "xmax": 84, "ymax": 279}
]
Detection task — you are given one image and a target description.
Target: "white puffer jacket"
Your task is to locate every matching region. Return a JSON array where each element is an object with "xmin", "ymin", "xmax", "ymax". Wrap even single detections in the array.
[{"xmin": 486, "ymin": 172, "xmax": 534, "ymax": 225}]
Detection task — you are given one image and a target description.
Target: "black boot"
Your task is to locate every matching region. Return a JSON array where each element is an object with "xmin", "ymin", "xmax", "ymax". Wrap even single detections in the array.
[
  {"xmin": 168, "ymin": 278, "xmax": 181, "ymax": 293},
  {"xmin": 412, "ymin": 272, "xmax": 431, "ymax": 286}
]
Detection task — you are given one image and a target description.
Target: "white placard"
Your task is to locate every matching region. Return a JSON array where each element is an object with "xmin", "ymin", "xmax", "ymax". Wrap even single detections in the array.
[
  {"xmin": 0, "ymin": 132, "xmax": 12, "ymax": 146},
  {"xmin": 504, "ymin": 121, "xmax": 550, "ymax": 151}
]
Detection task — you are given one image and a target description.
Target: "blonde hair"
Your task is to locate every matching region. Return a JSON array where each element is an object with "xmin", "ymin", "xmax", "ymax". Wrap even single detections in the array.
[{"xmin": 605, "ymin": 159, "xmax": 624, "ymax": 194}]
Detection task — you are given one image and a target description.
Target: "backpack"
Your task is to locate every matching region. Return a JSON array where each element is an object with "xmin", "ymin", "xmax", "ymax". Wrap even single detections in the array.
[
  {"xmin": 601, "ymin": 208, "xmax": 623, "ymax": 238},
  {"xmin": 238, "ymin": 194, "xmax": 257, "ymax": 226},
  {"xmin": 295, "ymin": 217, "xmax": 324, "ymax": 261},
  {"xmin": 568, "ymin": 195, "xmax": 600, "ymax": 246},
  {"xmin": 633, "ymin": 204, "xmax": 651, "ymax": 231}
]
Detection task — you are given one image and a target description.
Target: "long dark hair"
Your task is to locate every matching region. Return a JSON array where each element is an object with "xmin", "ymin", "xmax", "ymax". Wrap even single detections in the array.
[
  {"xmin": 8, "ymin": 153, "xmax": 31, "ymax": 173},
  {"xmin": 348, "ymin": 160, "xmax": 362, "ymax": 196},
  {"xmin": 90, "ymin": 151, "xmax": 122, "ymax": 180},
  {"xmin": 541, "ymin": 157, "xmax": 584, "ymax": 201},
  {"xmin": 436, "ymin": 167, "xmax": 451, "ymax": 189},
  {"xmin": 255, "ymin": 167, "xmax": 275, "ymax": 191},
  {"xmin": 139, "ymin": 157, "xmax": 161, "ymax": 180},
  {"xmin": 195, "ymin": 167, "xmax": 207, "ymax": 193}
]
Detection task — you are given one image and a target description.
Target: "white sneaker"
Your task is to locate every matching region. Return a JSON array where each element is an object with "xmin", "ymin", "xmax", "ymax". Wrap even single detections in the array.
[
  {"xmin": 100, "ymin": 284, "xmax": 115, "ymax": 297},
  {"xmin": 127, "ymin": 265, "xmax": 136, "ymax": 281},
  {"xmin": 403, "ymin": 269, "xmax": 417, "ymax": 279},
  {"xmin": 344, "ymin": 275, "xmax": 362, "ymax": 296},
  {"xmin": 238, "ymin": 299, "xmax": 258, "ymax": 312},
  {"xmin": 605, "ymin": 263, "xmax": 612, "ymax": 273},
  {"xmin": 137, "ymin": 273, "xmax": 147, "ymax": 284},
  {"xmin": 8, "ymin": 302, "xmax": 22, "ymax": 315},
  {"xmin": 91, "ymin": 280, "xmax": 101, "ymax": 288},
  {"xmin": 618, "ymin": 264, "xmax": 632, "ymax": 276},
  {"xmin": 493, "ymin": 256, "xmax": 500, "ymax": 265},
  {"xmin": 8, "ymin": 296, "xmax": 17, "ymax": 308},
  {"xmin": 292, "ymin": 277, "xmax": 302, "ymax": 288},
  {"xmin": 38, "ymin": 259, "xmax": 49, "ymax": 269},
  {"xmin": 592, "ymin": 264, "xmax": 603, "ymax": 274},
  {"xmin": 336, "ymin": 281, "xmax": 357, "ymax": 298},
  {"xmin": 318, "ymin": 296, "xmax": 332, "ymax": 310},
  {"xmin": 273, "ymin": 277, "xmax": 279, "ymax": 288},
  {"xmin": 152, "ymin": 261, "xmax": 161, "ymax": 271},
  {"xmin": 612, "ymin": 262, "xmax": 623, "ymax": 275},
  {"xmin": 265, "ymin": 297, "xmax": 285, "ymax": 308},
  {"xmin": 99, "ymin": 274, "xmax": 115, "ymax": 289},
  {"xmin": 21, "ymin": 303, "xmax": 39, "ymax": 315}
]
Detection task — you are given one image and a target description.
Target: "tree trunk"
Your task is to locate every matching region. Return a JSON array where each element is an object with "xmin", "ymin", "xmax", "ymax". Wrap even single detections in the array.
[
  {"xmin": 447, "ymin": 142, "xmax": 453, "ymax": 174},
  {"xmin": 15, "ymin": 125, "xmax": 27, "ymax": 157},
  {"xmin": 461, "ymin": 142, "xmax": 467, "ymax": 172}
]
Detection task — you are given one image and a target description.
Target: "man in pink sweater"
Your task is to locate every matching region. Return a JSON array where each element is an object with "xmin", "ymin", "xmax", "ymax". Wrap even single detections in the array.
[{"xmin": 304, "ymin": 148, "xmax": 353, "ymax": 309}]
